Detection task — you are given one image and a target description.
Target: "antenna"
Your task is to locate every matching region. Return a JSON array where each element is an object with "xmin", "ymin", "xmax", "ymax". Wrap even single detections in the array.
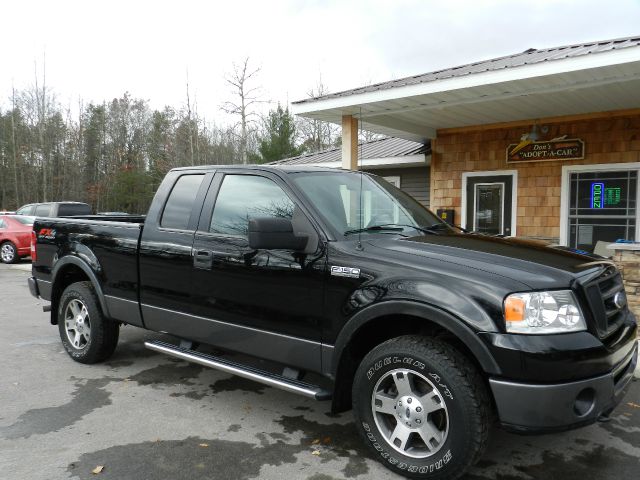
[{"xmin": 356, "ymin": 107, "xmax": 364, "ymax": 251}]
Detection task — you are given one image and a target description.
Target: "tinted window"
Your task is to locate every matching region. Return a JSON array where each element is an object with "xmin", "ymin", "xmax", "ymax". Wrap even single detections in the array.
[
  {"xmin": 160, "ymin": 174, "xmax": 205, "ymax": 229},
  {"xmin": 34, "ymin": 204, "xmax": 51, "ymax": 216},
  {"xmin": 210, "ymin": 175, "xmax": 294, "ymax": 237},
  {"xmin": 58, "ymin": 203, "xmax": 92, "ymax": 216}
]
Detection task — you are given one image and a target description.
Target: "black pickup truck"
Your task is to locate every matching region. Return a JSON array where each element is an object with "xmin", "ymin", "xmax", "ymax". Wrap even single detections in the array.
[{"xmin": 29, "ymin": 165, "xmax": 638, "ymax": 479}]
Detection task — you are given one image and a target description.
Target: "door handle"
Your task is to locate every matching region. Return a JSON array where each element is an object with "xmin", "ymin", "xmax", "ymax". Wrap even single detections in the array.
[{"xmin": 193, "ymin": 249, "xmax": 213, "ymax": 269}]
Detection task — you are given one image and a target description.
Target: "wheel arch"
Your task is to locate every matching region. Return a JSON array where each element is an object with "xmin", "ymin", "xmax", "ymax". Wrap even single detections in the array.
[
  {"xmin": 329, "ymin": 300, "xmax": 501, "ymax": 413},
  {"xmin": 50, "ymin": 256, "xmax": 110, "ymax": 325}
]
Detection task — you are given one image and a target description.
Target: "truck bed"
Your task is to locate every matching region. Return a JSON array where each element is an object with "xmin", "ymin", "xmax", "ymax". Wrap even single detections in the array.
[{"xmin": 32, "ymin": 215, "xmax": 146, "ymax": 324}]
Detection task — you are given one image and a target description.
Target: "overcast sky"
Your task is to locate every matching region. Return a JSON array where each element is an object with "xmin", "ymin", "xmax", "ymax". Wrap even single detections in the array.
[{"xmin": 2, "ymin": 0, "xmax": 640, "ymax": 123}]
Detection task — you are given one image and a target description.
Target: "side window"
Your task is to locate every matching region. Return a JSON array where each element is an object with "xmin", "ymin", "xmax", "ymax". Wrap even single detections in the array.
[
  {"xmin": 210, "ymin": 175, "xmax": 294, "ymax": 237},
  {"xmin": 34, "ymin": 204, "xmax": 51, "ymax": 216},
  {"xmin": 160, "ymin": 174, "xmax": 205, "ymax": 230},
  {"xmin": 0, "ymin": 219, "xmax": 5, "ymax": 228}
]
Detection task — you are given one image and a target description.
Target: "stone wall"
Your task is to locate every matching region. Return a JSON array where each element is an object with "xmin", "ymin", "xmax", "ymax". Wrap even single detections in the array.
[
  {"xmin": 611, "ymin": 246, "xmax": 640, "ymax": 321},
  {"xmin": 430, "ymin": 112, "xmax": 640, "ymax": 240}
]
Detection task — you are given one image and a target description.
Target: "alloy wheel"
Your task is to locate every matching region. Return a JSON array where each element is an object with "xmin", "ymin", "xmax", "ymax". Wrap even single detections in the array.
[
  {"xmin": 64, "ymin": 299, "xmax": 91, "ymax": 349},
  {"xmin": 371, "ymin": 368, "xmax": 449, "ymax": 459}
]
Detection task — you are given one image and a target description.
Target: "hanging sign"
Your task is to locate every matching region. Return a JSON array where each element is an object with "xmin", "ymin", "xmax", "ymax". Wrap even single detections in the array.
[{"xmin": 506, "ymin": 138, "xmax": 584, "ymax": 163}]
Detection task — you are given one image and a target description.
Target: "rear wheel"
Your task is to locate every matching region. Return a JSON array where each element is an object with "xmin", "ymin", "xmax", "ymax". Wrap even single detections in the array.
[
  {"xmin": 1, "ymin": 241, "xmax": 18, "ymax": 264},
  {"xmin": 352, "ymin": 335, "xmax": 491, "ymax": 480},
  {"xmin": 58, "ymin": 281, "xmax": 119, "ymax": 363}
]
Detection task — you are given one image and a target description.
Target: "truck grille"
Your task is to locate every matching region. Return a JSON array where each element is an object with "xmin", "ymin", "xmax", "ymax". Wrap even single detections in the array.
[{"xmin": 582, "ymin": 265, "xmax": 627, "ymax": 338}]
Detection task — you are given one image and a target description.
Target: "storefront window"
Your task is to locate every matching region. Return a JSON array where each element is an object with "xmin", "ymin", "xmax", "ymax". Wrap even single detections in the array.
[{"xmin": 568, "ymin": 170, "xmax": 637, "ymax": 252}]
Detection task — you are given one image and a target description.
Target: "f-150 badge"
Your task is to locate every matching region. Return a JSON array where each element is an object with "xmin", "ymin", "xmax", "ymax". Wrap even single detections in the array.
[{"xmin": 331, "ymin": 266, "xmax": 361, "ymax": 278}]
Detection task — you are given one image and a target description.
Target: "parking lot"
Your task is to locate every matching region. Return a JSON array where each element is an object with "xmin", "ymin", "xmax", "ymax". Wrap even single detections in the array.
[{"xmin": 0, "ymin": 262, "xmax": 639, "ymax": 480}]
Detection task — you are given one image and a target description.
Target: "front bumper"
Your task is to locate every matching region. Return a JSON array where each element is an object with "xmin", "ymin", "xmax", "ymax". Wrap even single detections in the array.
[{"xmin": 490, "ymin": 340, "xmax": 638, "ymax": 433}]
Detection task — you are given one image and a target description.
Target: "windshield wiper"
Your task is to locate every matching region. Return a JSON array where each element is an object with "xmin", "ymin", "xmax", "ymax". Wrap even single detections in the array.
[
  {"xmin": 344, "ymin": 225, "xmax": 409, "ymax": 237},
  {"xmin": 425, "ymin": 223, "xmax": 470, "ymax": 233},
  {"xmin": 347, "ymin": 223, "xmax": 441, "ymax": 236}
]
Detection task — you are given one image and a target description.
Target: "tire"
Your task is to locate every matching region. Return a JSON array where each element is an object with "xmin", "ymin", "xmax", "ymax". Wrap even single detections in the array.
[
  {"xmin": 58, "ymin": 281, "xmax": 119, "ymax": 364},
  {"xmin": 1, "ymin": 241, "xmax": 18, "ymax": 264},
  {"xmin": 352, "ymin": 335, "xmax": 491, "ymax": 480}
]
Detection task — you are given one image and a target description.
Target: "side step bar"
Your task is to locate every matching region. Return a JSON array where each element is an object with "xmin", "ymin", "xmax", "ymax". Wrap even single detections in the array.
[{"xmin": 145, "ymin": 340, "xmax": 332, "ymax": 401}]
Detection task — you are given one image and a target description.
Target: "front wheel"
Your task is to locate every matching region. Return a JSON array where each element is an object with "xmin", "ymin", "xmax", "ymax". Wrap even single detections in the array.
[
  {"xmin": 1, "ymin": 241, "xmax": 18, "ymax": 264},
  {"xmin": 58, "ymin": 281, "xmax": 119, "ymax": 364},
  {"xmin": 352, "ymin": 336, "xmax": 491, "ymax": 480}
]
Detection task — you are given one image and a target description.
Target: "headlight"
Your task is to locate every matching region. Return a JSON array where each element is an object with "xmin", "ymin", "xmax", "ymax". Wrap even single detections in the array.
[{"xmin": 504, "ymin": 290, "xmax": 586, "ymax": 334}]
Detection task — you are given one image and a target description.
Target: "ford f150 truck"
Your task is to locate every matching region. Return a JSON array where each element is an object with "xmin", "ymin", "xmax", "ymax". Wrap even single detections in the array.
[{"xmin": 28, "ymin": 165, "xmax": 638, "ymax": 479}]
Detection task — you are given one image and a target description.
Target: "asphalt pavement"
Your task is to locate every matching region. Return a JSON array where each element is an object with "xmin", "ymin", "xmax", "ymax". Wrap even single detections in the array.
[{"xmin": 0, "ymin": 262, "xmax": 639, "ymax": 480}]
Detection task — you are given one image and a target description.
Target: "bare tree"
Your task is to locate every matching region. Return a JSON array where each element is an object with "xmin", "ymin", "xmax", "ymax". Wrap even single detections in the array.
[
  {"xmin": 34, "ymin": 57, "xmax": 48, "ymax": 201},
  {"xmin": 185, "ymin": 72, "xmax": 196, "ymax": 164},
  {"xmin": 221, "ymin": 57, "xmax": 263, "ymax": 164},
  {"xmin": 10, "ymin": 85, "xmax": 20, "ymax": 206},
  {"xmin": 296, "ymin": 78, "xmax": 339, "ymax": 153}
]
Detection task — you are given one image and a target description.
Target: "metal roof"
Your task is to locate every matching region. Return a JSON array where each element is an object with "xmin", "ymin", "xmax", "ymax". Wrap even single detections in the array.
[
  {"xmin": 294, "ymin": 36, "xmax": 640, "ymax": 105},
  {"xmin": 271, "ymin": 137, "xmax": 429, "ymax": 166}
]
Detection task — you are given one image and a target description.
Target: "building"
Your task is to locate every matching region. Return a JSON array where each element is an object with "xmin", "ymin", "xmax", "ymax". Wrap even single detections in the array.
[
  {"xmin": 272, "ymin": 136, "xmax": 431, "ymax": 206},
  {"xmin": 291, "ymin": 36, "xmax": 640, "ymax": 253}
]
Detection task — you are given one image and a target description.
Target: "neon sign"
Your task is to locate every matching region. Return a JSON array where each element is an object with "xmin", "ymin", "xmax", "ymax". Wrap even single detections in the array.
[
  {"xmin": 591, "ymin": 182, "xmax": 604, "ymax": 208},
  {"xmin": 605, "ymin": 187, "xmax": 621, "ymax": 206}
]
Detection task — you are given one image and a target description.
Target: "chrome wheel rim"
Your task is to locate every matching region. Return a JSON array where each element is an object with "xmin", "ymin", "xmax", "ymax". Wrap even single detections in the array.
[
  {"xmin": 64, "ymin": 299, "xmax": 91, "ymax": 349},
  {"xmin": 371, "ymin": 368, "xmax": 449, "ymax": 459},
  {"xmin": 1, "ymin": 244, "xmax": 15, "ymax": 262}
]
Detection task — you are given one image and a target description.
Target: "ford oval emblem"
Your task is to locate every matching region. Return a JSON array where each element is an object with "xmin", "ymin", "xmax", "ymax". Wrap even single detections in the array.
[{"xmin": 613, "ymin": 291, "xmax": 627, "ymax": 309}]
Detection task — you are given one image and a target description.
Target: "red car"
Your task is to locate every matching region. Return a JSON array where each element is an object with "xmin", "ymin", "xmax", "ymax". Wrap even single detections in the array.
[{"xmin": 0, "ymin": 215, "xmax": 35, "ymax": 263}]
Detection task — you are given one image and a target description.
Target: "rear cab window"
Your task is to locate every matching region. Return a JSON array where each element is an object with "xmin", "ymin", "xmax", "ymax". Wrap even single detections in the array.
[
  {"xmin": 58, "ymin": 204, "xmax": 92, "ymax": 216},
  {"xmin": 161, "ymin": 174, "xmax": 206, "ymax": 230}
]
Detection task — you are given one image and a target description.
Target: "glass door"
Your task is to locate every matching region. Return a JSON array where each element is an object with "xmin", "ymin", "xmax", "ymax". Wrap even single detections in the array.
[
  {"xmin": 473, "ymin": 183, "xmax": 504, "ymax": 235},
  {"xmin": 465, "ymin": 174, "xmax": 514, "ymax": 236}
]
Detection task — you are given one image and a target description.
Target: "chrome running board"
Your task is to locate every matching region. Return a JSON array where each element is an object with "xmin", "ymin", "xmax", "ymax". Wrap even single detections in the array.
[{"xmin": 144, "ymin": 340, "xmax": 332, "ymax": 401}]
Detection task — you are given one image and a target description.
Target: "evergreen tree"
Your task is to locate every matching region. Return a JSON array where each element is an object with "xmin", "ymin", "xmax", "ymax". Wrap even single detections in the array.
[{"xmin": 253, "ymin": 104, "xmax": 303, "ymax": 163}]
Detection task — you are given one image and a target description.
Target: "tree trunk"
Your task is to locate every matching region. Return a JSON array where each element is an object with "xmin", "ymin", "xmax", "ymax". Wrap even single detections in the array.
[{"xmin": 11, "ymin": 87, "xmax": 20, "ymax": 207}]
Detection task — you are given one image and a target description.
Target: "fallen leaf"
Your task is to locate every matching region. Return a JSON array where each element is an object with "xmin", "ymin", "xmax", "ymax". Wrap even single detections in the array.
[
  {"xmin": 323, "ymin": 437, "xmax": 331, "ymax": 444},
  {"xmin": 199, "ymin": 443, "xmax": 209, "ymax": 448},
  {"xmin": 628, "ymin": 402, "xmax": 640, "ymax": 409},
  {"xmin": 91, "ymin": 465, "xmax": 104, "ymax": 474},
  {"xmin": 311, "ymin": 439, "xmax": 320, "ymax": 445},
  {"xmin": 311, "ymin": 450, "xmax": 321, "ymax": 456}
]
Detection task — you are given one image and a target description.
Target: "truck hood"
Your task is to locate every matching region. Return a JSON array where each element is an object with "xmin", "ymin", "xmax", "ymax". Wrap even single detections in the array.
[{"xmin": 367, "ymin": 232, "xmax": 609, "ymax": 289}]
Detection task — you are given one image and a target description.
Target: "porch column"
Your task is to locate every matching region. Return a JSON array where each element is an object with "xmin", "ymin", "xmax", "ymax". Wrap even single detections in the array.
[{"xmin": 341, "ymin": 115, "xmax": 358, "ymax": 170}]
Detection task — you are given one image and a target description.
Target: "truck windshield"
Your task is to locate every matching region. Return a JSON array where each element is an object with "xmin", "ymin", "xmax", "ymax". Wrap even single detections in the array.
[{"xmin": 290, "ymin": 171, "xmax": 445, "ymax": 237}]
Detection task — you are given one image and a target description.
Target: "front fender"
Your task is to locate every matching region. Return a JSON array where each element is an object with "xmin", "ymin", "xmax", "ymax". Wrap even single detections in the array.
[{"xmin": 330, "ymin": 300, "xmax": 501, "ymax": 376}]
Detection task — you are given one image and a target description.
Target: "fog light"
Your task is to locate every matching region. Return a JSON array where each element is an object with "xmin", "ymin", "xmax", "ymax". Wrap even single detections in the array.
[{"xmin": 573, "ymin": 388, "xmax": 596, "ymax": 417}]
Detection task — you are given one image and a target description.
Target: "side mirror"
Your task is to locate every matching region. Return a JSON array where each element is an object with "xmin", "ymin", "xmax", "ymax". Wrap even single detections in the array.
[{"xmin": 248, "ymin": 217, "xmax": 308, "ymax": 251}]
